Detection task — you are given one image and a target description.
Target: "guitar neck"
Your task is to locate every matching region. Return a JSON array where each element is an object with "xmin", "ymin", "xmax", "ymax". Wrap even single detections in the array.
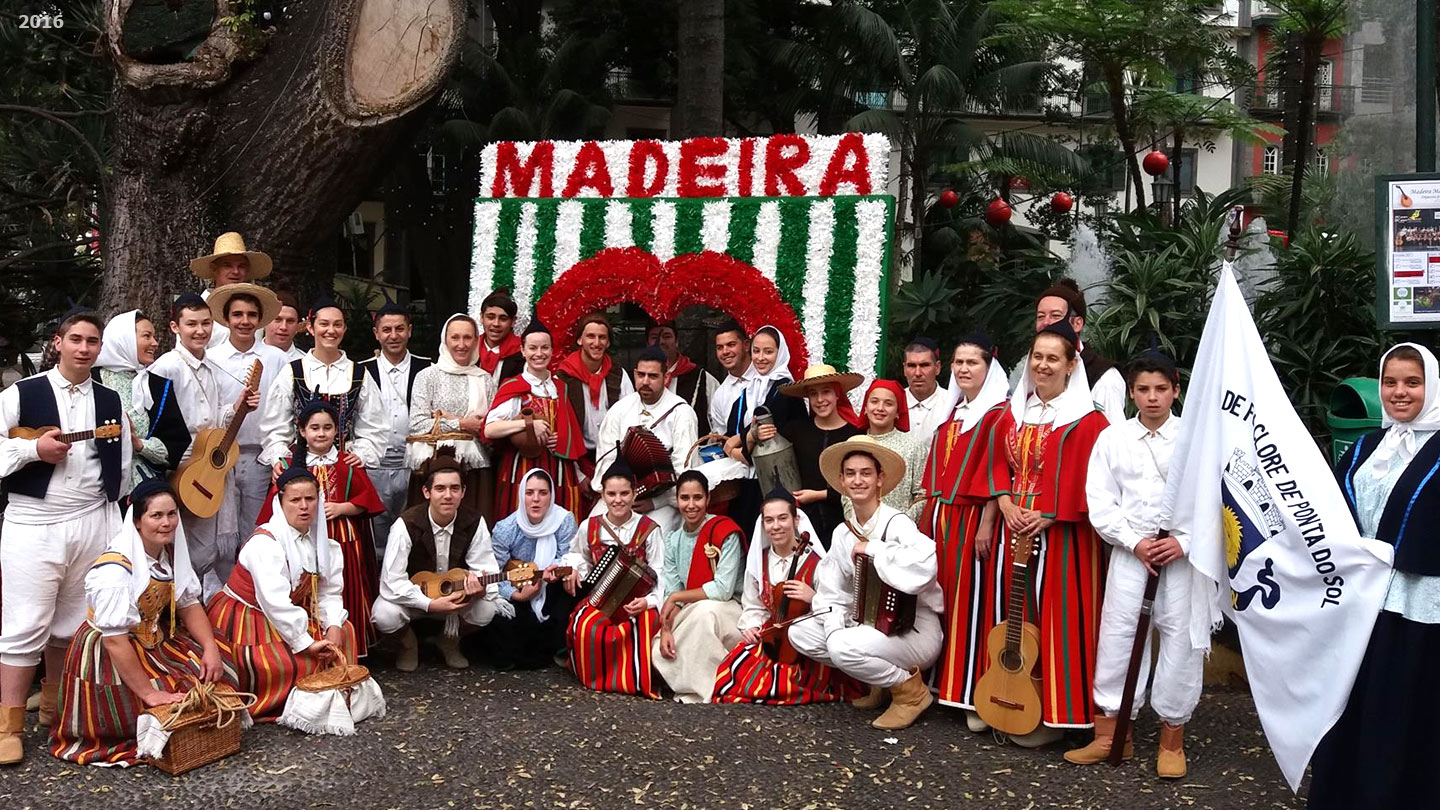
[
  {"xmin": 55, "ymin": 429, "xmax": 97, "ymax": 443},
  {"xmin": 215, "ymin": 362, "xmax": 262, "ymax": 455},
  {"xmin": 1004, "ymin": 554, "xmax": 1030, "ymax": 651}
]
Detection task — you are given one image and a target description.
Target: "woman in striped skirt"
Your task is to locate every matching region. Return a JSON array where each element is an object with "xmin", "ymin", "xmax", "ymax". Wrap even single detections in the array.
[
  {"xmin": 485, "ymin": 321, "xmax": 586, "ymax": 518},
  {"xmin": 921, "ymin": 334, "xmax": 1010, "ymax": 730},
  {"xmin": 559, "ymin": 461, "xmax": 664, "ymax": 699},
  {"xmin": 50, "ymin": 480, "xmax": 236, "ymax": 766},
  {"xmin": 713, "ymin": 490, "xmax": 857, "ymax": 705},
  {"xmin": 208, "ymin": 466, "xmax": 356, "ymax": 721}
]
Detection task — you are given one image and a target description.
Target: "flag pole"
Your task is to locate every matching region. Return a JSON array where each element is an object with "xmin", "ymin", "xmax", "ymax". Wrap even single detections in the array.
[{"xmin": 1108, "ymin": 529, "xmax": 1168, "ymax": 766}]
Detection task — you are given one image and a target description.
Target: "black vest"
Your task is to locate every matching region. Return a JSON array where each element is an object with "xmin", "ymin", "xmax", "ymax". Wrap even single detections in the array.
[
  {"xmin": 1080, "ymin": 345, "xmax": 1117, "ymax": 391},
  {"xmin": 291, "ymin": 358, "xmax": 367, "ymax": 447},
  {"xmin": 2, "ymin": 374, "xmax": 123, "ymax": 502},
  {"xmin": 400, "ymin": 503, "xmax": 485, "ymax": 576},
  {"xmin": 1338, "ymin": 428, "xmax": 1440, "ymax": 575},
  {"xmin": 558, "ymin": 365, "xmax": 625, "ymax": 440},
  {"xmin": 360, "ymin": 354, "xmax": 433, "ymax": 408},
  {"xmin": 672, "ymin": 365, "xmax": 710, "ymax": 430},
  {"xmin": 498, "ymin": 354, "xmax": 524, "ymax": 382}
]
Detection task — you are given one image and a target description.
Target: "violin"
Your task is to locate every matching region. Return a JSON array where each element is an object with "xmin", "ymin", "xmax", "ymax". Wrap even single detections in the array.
[{"xmin": 762, "ymin": 531, "xmax": 812, "ymax": 665}]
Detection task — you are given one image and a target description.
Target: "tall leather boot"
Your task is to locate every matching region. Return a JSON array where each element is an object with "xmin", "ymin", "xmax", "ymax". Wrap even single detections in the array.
[
  {"xmin": 872, "ymin": 668, "xmax": 934, "ymax": 730},
  {"xmin": 0, "ymin": 706, "xmax": 25, "ymax": 766},
  {"xmin": 394, "ymin": 628, "xmax": 419, "ymax": 673},
  {"xmin": 1064, "ymin": 714, "xmax": 1134, "ymax": 764},
  {"xmin": 436, "ymin": 634, "xmax": 470, "ymax": 670},
  {"xmin": 851, "ymin": 684, "xmax": 889, "ymax": 710},
  {"xmin": 37, "ymin": 679, "xmax": 58, "ymax": 727},
  {"xmin": 1157, "ymin": 722, "xmax": 1187, "ymax": 779}
]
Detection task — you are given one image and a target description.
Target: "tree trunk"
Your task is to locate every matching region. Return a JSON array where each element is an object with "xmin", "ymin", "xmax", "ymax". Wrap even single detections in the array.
[
  {"xmin": 1286, "ymin": 33, "xmax": 1322, "ymax": 237},
  {"xmin": 1171, "ymin": 129, "xmax": 1183, "ymax": 225},
  {"xmin": 1279, "ymin": 31, "xmax": 1303, "ymax": 166},
  {"xmin": 673, "ymin": 0, "xmax": 725, "ymax": 137},
  {"xmin": 100, "ymin": 0, "xmax": 465, "ymax": 323},
  {"xmin": 1104, "ymin": 63, "xmax": 1146, "ymax": 211}
]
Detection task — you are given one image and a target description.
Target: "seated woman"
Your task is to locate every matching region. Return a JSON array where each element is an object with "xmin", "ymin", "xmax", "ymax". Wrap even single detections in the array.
[
  {"xmin": 259, "ymin": 401, "xmax": 384, "ymax": 658},
  {"xmin": 487, "ymin": 469, "xmax": 579, "ymax": 670},
  {"xmin": 50, "ymin": 479, "xmax": 235, "ymax": 766},
  {"xmin": 713, "ymin": 489, "xmax": 857, "ymax": 706},
  {"xmin": 559, "ymin": 460, "xmax": 664, "ymax": 699},
  {"xmin": 207, "ymin": 466, "xmax": 356, "ymax": 721}
]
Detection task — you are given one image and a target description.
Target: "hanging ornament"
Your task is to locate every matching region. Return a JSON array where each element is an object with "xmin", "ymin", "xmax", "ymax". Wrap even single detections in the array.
[
  {"xmin": 1142, "ymin": 150, "xmax": 1170, "ymax": 177},
  {"xmin": 938, "ymin": 189, "xmax": 959, "ymax": 208},
  {"xmin": 984, "ymin": 199, "xmax": 1012, "ymax": 226},
  {"xmin": 1050, "ymin": 192, "xmax": 1074, "ymax": 214}
]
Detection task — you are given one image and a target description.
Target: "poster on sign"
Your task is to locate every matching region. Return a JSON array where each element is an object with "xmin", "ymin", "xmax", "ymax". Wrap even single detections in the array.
[
  {"xmin": 467, "ymin": 134, "xmax": 897, "ymax": 375},
  {"xmin": 1376, "ymin": 172, "xmax": 1440, "ymax": 328}
]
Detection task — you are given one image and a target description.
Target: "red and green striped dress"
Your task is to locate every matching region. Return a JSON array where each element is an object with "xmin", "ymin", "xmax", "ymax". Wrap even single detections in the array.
[
  {"xmin": 567, "ymin": 515, "xmax": 662, "ymax": 699},
  {"xmin": 923, "ymin": 402, "xmax": 1008, "ymax": 709},
  {"xmin": 50, "ymin": 552, "xmax": 240, "ymax": 766},
  {"xmin": 987, "ymin": 408, "xmax": 1110, "ymax": 729}
]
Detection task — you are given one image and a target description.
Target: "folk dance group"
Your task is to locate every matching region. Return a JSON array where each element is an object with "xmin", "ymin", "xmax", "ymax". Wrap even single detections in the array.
[{"xmin": 0, "ymin": 233, "xmax": 1429, "ymax": 803}]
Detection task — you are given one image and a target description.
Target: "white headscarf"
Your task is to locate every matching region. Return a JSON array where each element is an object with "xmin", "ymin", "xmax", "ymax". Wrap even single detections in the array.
[
  {"xmin": 942, "ymin": 354, "xmax": 1010, "ymax": 433},
  {"xmin": 115, "ymin": 488, "xmax": 200, "ymax": 606},
  {"xmin": 1007, "ymin": 333, "xmax": 1095, "ymax": 430},
  {"xmin": 435, "ymin": 314, "xmax": 484, "ymax": 377},
  {"xmin": 746, "ymin": 498, "xmax": 822, "ymax": 581},
  {"xmin": 258, "ymin": 479, "xmax": 334, "ymax": 588},
  {"xmin": 513, "ymin": 469, "xmax": 571, "ymax": 620},
  {"xmin": 95, "ymin": 309, "xmax": 154, "ymax": 410},
  {"xmin": 1371, "ymin": 342, "xmax": 1440, "ymax": 476},
  {"xmin": 742, "ymin": 324, "xmax": 794, "ymax": 426}
]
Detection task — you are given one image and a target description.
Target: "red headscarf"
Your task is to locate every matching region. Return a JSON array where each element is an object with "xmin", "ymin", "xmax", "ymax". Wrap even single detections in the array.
[{"xmin": 858, "ymin": 379, "xmax": 910, "ymax": 432}]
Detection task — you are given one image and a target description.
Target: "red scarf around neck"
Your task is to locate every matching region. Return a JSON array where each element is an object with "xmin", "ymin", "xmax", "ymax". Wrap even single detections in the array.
[
  {"xmin": 479, "ymin": 332, "xmax": 522, "ymax": 374},
  {"xmin": 556, "ymin": 350, "xmax": 613, "ymax": 407},
  {"xmin": 668, "ymin": 354, "xmax": 698, "ymax": 378}
]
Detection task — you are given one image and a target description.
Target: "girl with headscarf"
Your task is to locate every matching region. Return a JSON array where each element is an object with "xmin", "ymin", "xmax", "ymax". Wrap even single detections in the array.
[
  {"xmin": 408, "ymin": 314, "xmax": 496, "ymax": 518},
  {"xmin": 257, "ymin": 401, "xmax": 385, "ymax": 658},
  {"xmin": 486, "ymin": 469, "xmax": 579, "ymax": 669},
  {"xmin": 207, "ymin": 466, "xmax": 356, "ymax": 720},
  {"xmin": 921, "ymin": 333, "xmax": 1011, "ymax": 728},
  {"xmin": 93, "ymin": 310, "xmax": 190, "ymax": 488},
  {"xmin": 712, "ymin": 488, "xmax": 859, "ymax": 705},
  {"xmin": 1310, "ymin": 343, "xmax": 1440, "ymax": 808},
  {"xmin": 984, "ymin": 321, "xmax": 1110, "ymax": 747},
  {"xmin": 766, "ymin": 365, "xmax": 865, "ymax": 548},
  {"xmin": 50, "ymin": 479, "xmax": 237, "ymax": 765},
  {"xmin": 854, "ymin": 379, "xmax": 928, "ymax": 520},
  {"xmin": 485, "ymin": 321, "xmax": 586, "ymax": 518},
  {"xmin": 720, "ymin": 326, "xmax": 805, "ymax": 461}
]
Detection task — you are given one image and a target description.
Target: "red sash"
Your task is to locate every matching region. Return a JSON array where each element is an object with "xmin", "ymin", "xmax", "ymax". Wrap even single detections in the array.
[{"xmin": 684, "ymin": 516, "xmax": 743, "ymax": 590}]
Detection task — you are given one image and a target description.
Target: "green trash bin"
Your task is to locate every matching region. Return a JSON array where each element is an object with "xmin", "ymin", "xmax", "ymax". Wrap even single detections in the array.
[{"xmin": 1327, "ymin": 377, "xmax": 1381, "ymax": 465}]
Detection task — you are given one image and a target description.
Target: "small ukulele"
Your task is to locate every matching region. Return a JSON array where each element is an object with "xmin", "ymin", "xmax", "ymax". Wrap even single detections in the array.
[
  {"xmin": 8, "ymin": 421, "xmax": 123, "ymax": 444},
  {"xmin": 173, "ymin": 360, "xmax": 261, "ymax": 519},
  {"xmin": 974, "ymin": 531, "xmax": 1043, "ymax": 735},
  {"xmin": 411, "ymin": 560, "xmax": 574, "ymax": 603}
]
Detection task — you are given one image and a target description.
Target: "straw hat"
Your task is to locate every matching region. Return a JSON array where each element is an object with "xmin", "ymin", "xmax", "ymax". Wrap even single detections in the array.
[
  {"xmin": 208, "ymin": 283, "xmax": 282, "ymax": 328},
  {"xmin": 779, "ymin": 363, "xmax": 864, "ymax": 397},
  {"xmin": 819, "ymin": 434, "xmax": 905, "ymax": 497},
  {"xmin": 190, "ymin": 232, "xmax": 272, "ymax": 280}
]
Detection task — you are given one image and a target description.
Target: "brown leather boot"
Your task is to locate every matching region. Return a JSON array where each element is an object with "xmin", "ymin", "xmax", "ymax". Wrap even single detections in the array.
[
  {"xmin": 394, "ymin": 628, "xmax": 419, "ymax": 673},
  {"xmin": 1064, "ymin": 714, "xmax": 1134, "ymax": 764},
  {"xmin": 37, "ymin": 679, "xmax": 58, "ymax": 727},
  {"xmin": 436, "ymin": 634, "xmax": 470, "ymax": 670},
  {"xmin": 1157, "ymin": 722, "xmax": 1187, "ymax": 779},
  {"xmin": 851, "ymin": 684, "xmax": 889, "ymax": 710},
  {"xmin": 872, "ymin": 668, "xmax": 934, "ymax": 730},
  {"xmin": 0, "ymin": 705, "xmax": 25, "ymax": 766}
]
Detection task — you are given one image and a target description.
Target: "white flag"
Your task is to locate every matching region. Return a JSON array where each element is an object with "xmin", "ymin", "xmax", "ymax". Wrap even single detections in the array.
[{"xmin": 1160, "ymin": 263, "xmax": 1393, "ymax": 791}]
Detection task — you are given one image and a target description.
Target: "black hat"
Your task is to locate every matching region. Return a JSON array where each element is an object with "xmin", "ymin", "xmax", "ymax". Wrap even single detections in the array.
[
  {"xmin": 308, "ymin": 296, "xmax": 344, "ymax": 322},
  {"xmin": 373, "ymin": 290, "xmax": 406, "ymax": 322},
  {"xmin": 129, "ymin": 477, "xmax": 175, "ymax": 510},
  {"xmin": 1038, "ymin": 278, "xmax": 1087, "ymax": 319},
  {"xmin": 762, "ymin": 485, "xmax": 798, "ymax": 507},
  {"xmin": 522, "ymin": 318, "xmax": 551, "ymax": 337},
  {"xmin": 601, "ymin": 453, "xmax": 637, "ymax": 484},
  {"xmin": 1038, "ymin": 319, "xmax": 1080, "ymax": 348},
  {"xmin": 276, "ymin": 464, "xmax": 317, "ymax": 490},
  {"xmin": 297, "ymin": 399, "xmax": 339, "ymax": 427},
  {"xmin": 956, "ymin": 330, "xmax": 996, "ymax": 356}
]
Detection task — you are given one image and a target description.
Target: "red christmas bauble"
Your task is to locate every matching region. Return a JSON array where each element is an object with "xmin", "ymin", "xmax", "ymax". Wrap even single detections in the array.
[
  {"xmin": 1142, "ymin": 150, "xmax": 1170, "ymax": 177},
  {"xmin": 1050, "ymin": 192, "xmax": 1074, "ymax": 214},
  {"xmin": 985, "ymin": 198, "xmax": 1012, "ymax": 226},
  {"xmin": 938, "ymin": 189, "xmax": 959, "ymax": 208}
]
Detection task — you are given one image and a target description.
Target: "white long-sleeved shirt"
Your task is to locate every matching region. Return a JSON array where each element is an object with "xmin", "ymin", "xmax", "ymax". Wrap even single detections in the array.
[
  {"xmin": 1091, "ymin": 367, "xmax": 1127, "ymax": 424},
  {"xmin": 591, "ymin": 390, "xmax": 698, "ymax": 510},
  {"xmin": 363, "ymin": 352, "xmax": 418, "ymax": 469},
  {"xmin": 87, "ymin": 553, "xmax": 202, "ymax": 637},
  {"xmin": 812, "ymin": 503, "xmax": 943, "ymax": 637},
  {"xmin": 659, "ymin": 517, "xmax": 744, "ymax": 602},
  {"xmin": 378, "ymin": 510, "xmax": 501, "ymax": 613},
  {"xmin": 572, "ymin": 369, "xmax": 635, "ymax": 450},
  {"xmin": 737, "ymin": 545, "xmax": 817, "ymax": 632},
  {"xmin": 484, "ymin": 369, "xmax": 558, "ymax": 424},
  {"xmin": 230, "ymin": 524, "xmax": 347, "ymax": 653},
  {"xmin": 0, "ymin": 368, "xmax": 133, "ymax": 523},
  {"xmin": 560, "ymin": 511, "xmax": 665, "ymax": 610},
  {"xmin": 709, "ymin": 365, "xmax": 754, "ymax": 436},
  {"xmin": 1085, "ymin": 413, "xmax": 1185, "ymax": 553},
  {"xmin": 209, "ymin": 338, "xmax": 288, "ymax": 450},
  {"xmin": 256, "ymin": 351, "xmax": 386, "ymax": 466},
  {"xmin": 143, "ymin": 347, "xmax": 233, "ymax": 466},
  {"xmin": 905, "ymin": 386, "xmax": 948, "ymax": 441}
]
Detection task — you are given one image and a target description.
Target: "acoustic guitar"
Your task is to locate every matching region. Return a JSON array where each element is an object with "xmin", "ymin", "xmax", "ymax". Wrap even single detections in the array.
[
  {"xmin": 8, "ymin": 421, "xmax": 123, "ymax": 444},
  {"xmin": 173, "ymin": 360, "xmax": 261, "ymax": 519},
  {"xmin": 411, "ymin": 560, "xmax": 574, "ymax": 603},
  {"xmin": 973, "ymin": 531, "xmax": 1044, "ymax": 735}
]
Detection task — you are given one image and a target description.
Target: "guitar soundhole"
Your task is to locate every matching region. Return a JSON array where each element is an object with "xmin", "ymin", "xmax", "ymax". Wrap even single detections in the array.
[
  {"xmin": 440, "ymin": 581, "xmax": 458, "ymax": 596},
  {"xmin": 210, "ymin": 448, "xmax": 227, "ymax": 467},
  {"xmin": 999, "ymin": 648, "xmax": 1024, "ymax": 672}
]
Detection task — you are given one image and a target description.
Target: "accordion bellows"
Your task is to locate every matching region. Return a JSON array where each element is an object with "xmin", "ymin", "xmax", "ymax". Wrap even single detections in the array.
[{"xmin": 584, "ymin": 544, "xmax": 657, "ymax": 622}]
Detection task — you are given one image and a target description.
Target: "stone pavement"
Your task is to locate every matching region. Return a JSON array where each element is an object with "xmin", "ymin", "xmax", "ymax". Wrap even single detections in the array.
[{"xmin": 0, "ymin": 665, "xmax": 1307, "ymax": 810}]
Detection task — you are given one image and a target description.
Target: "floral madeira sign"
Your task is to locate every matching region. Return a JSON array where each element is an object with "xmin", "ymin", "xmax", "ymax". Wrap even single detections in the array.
[{"xmin": 468, "ymin": 133, "xmax": 895, "ymax": 375}]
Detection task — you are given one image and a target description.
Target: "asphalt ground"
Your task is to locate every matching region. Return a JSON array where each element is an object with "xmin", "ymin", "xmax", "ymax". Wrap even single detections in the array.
[{"xmin": 0, "ymin": 649, "xmax": 1307, "ymax": 810}]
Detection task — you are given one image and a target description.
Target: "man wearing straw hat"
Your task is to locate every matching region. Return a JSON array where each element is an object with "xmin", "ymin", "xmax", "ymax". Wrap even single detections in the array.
[
  {"xmin": 189, "ymin": 232, "xmax": 273, "ymax": 350},
  {"xmin": 787, "ymin": 434, "xmax": 943, "ymax": 731},
  {"xmin": 207, "ymin": 283, "xmax": 287, "ymax": 532}
]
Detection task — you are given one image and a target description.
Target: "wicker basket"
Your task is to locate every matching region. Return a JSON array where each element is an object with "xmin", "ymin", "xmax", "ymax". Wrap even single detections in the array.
[
  {"xmin": 295, "ymin": 660, "xmax": 370, "ymax": 694},
  {"xmin": 142, "ymin": 683, "xmax": 255, "ymax": 776}
]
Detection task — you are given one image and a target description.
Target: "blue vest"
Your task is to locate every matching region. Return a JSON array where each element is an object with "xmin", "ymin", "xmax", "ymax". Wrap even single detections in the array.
[{"xmin": 2, "ymin": 375, "xmax": 123, "ymax": 502}]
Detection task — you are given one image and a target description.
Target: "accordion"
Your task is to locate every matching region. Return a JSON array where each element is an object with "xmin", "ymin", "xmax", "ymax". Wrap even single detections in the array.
[
  {"xmin": 582, "ymin": 544, "xmax": 657, "ymax": 623},
  {"xmin": 619, "ymin": 426, "xmax": 677, "ymax": 499},
  {"xmin": 850, "ymin": 553, "xmax": 917, "ymax": 637}
]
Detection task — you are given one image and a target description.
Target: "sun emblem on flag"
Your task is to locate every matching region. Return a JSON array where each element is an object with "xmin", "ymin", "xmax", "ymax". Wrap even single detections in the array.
[
  {"xmin": 1222, "ymin": 506, "xmax": 1243, "ymax": 569},
  {"xmin": 1221, "ymin": 449, "xmax": 1284, "ymax": 611}
]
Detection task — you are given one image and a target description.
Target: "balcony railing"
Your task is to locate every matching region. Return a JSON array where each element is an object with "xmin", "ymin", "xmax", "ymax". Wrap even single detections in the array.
[{"xmin": 1249, "ymin": 84, "xmax": 1354, "ymax": 115}]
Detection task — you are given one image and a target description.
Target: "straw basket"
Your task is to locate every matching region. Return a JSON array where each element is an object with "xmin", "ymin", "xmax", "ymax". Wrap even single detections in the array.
[
  {"xmin": 295, "ymin": 660, "xmax": 371, "ymax": 701},
  {"xmin": 142, "ymin": 683, "xmax": 256, "ymax": 776}
]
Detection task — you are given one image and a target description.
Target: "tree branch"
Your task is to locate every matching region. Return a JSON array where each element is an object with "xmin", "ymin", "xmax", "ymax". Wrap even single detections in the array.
[{"xmin": 0, "ymin": 105, "xmax": 109, "ymax": 203}]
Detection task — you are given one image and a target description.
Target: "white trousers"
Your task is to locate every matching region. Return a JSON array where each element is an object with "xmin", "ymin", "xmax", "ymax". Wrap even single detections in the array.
[
  {"xmin": 184, "ymin": 478, "xmax": 240, "ymax": 602},
  {"xmin": 368, "ymin": 466, "xmax": 410, "ymax": 556},
  {"xmin": 1092, "ymin": 550, "xmax": 1203, "ymax": 725},
  {"xmin": 371, "ymin": 596, "xmax": 499, "ymax": 634},
  {"xmin": 232, "ymin": 447, "xmax": 271, "ymax": 536},
  {"xmin": 789, "ymin": 608, "xmax": 943, "ymax": 689},
  {"xmin": 652, "ymin": 600, "xmax": 743, "ymax": 704},
  {"xmin": 0, "ymin": 504, "xmax": 118, "ymax": 666}
]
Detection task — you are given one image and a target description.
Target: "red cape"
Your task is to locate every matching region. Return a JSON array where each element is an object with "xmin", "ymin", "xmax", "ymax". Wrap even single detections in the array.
[
  {"xmin": 492, "ymin": 374, "xmax": 586, "ymax": 460},
  {"xmin": 986, "ymin": 409, "xmax": 1109, "ymax": 523}
]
